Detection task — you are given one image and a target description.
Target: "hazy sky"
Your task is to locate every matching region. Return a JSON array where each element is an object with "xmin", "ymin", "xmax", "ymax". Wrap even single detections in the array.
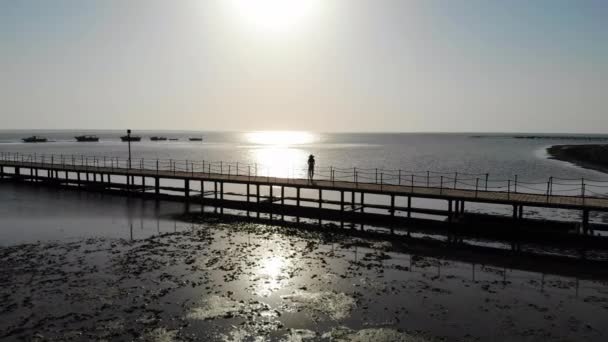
[{"xmin": 1, "ymin": 0, "xmax": 606, "ymax": 132}]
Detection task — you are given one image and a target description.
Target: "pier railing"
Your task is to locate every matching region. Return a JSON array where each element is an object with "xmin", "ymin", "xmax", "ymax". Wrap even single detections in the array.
[{"xmin": 1, "ymin": 151, "xmax": 607, "ymax": 199}]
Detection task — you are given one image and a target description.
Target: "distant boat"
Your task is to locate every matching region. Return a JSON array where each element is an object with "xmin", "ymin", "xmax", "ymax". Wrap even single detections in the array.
[
  {"xmin": 150, "ymin": 136, "xmax": 167, "ymax": 141},
  {"xmin": 189, "ymin": 137, "xmax": 203, "ymax": 142},
  {"xmin": 22, "ymin": 136, "xmax": 47, "ymax": 143},
  {"xmin": 120, "ymin": 135, "xmax": 141, "ymax": 142},
  {"xmin": 75, "ymin": 135, "xmax": 99, "ymax": 142},
  {"xmin": 169, "ymin": 138, "xmax": 179, "ymax": 141}
]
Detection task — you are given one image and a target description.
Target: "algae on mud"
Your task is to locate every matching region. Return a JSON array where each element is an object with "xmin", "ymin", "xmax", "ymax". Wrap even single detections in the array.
[{"xmin": 1, "ymin": 220, "xmax": 608, "ymax": 341}]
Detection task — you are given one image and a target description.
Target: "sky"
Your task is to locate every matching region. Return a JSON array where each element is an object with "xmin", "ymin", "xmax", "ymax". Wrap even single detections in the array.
[{"xmin": 1, "ymin": 0, "xmax": 607, "ymax": 133}]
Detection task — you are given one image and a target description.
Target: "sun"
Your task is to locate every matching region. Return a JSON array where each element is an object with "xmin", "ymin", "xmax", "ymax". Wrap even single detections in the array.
[{"xmin": 228, "ymin": 0, "xmax": 322, "ymax": 35}]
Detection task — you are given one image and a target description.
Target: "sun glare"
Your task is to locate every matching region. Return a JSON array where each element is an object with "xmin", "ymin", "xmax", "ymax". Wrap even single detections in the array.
[{"xmin": 228, "ymin": 0, "xmax": 322, "ymax": 35}]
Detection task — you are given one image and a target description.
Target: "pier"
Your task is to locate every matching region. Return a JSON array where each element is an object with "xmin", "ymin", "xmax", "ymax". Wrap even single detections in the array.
[{"xmin": 1, "ymin": 152, "xmax": 608, "ymax": 237}]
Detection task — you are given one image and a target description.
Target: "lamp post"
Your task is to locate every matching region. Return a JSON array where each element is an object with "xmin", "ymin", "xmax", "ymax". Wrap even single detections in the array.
[{"xmin": 127, "ymin": 129, "xmax": 132, "ymax": 169}]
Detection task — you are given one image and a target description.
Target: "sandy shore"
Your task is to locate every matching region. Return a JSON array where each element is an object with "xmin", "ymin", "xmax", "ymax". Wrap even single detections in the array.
[
  {"xmin": 2, "ymin": 218, "xmax": 608, "ymax": 341},
  {"xmin": 547, "ymin": 144, "xmax": 608, "ymax": 174}
]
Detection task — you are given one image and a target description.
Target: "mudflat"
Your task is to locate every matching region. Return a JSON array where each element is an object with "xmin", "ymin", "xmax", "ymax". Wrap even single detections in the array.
[
  {"xmin": 1, "ymin": 219, "xmax": 608, "ymax": 341},
  {"xmin": 547, "ymin": 144, "xmax": 608, "ymax": 175}
]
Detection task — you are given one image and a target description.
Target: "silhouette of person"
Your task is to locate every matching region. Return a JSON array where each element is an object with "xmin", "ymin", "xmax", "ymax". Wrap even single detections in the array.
[{"xmin": 307, "ymin": 154, "xmax": 315, "ymax": 182}]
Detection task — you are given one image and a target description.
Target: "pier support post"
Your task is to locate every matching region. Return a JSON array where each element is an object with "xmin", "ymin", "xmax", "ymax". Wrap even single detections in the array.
[
  {"xmin": 281, "ymin": 186, "xmax": 285, "ymax": 221},
  {"xmin": 185, "ymin": 179, "xmax": 190, "ymax": 199},
  {"xmin": 340, "ymin": 191, "xmax": 344, "ymax": 212},
  {"xmin": 15, "ymin": 167, "xmax": 20, "ymax": 177},
  {"xmin": 257, "ymin": 184, "xmax": 261, "ymax": 219},
  {"xmin": 351, "ymin": 191, "xmax": 355, "ymax": 208},
  {"xmin": 460, "ymin": 200, "xmax": 465, "ymax": 216},
  {"xmin": 155, "ymin": 177, "xmax": 160, "ymax": 195},
  {"xmin": 448, "ymin": 200, "xmax": 453, "ymax": 223},
  {"xmin": 518, "ymin": 205, "xmax": 523, "ymax": 219},
  {"xmin": 390, "ymin": 195, "xmax": 395, "ymax": 217},
  {"xmin": 214, "ymin": 182, "xmax": 218, "ymax": 200},
  {"xmin": 142, "ymin": 177, "xmax": 146, "ymax": 193},
  {"xmin": 512, "ymin": 205, "xmax": 518, "ymax": 220},
  {"xmin": 582, "ymin": 210, "xmax": 590, "ymax": 234},
  {"xmin": 257, "ymin": 184, "xmax": 260, "ymax": 204},
  {"xmin": 220, "ymin": 182, "xmax": 224, "ymax": 214},
  {"xmin": 0, "ymin": 166, "xmax": 4, "ymax": 179},
  {"xmin": 297, "ymin": 188, "xmax": 301, "ymax": 207},
  {"xmin": 246, "ymin": 184, "xmax": 250, "ymax": 203},
  {"xmin": 35, "ymin": 168, "xmax": 39, "ymax": 183},
  {"xmin": 270, "ymin": 185, "xmax": 273, "ymax": 202},
  {"xmin": 361, "ymin": 192, "xmax": 365, "ymax": 213},
  {"xmin": 407, "ymin": 196, "xmax": 412, "ymax": 218},
  {"xmin": 200, "ymin": 181, "xmax": 205, "ymax": 205},
  {"xmin": 319, "ymin": 189, "xmax": 322, "ymax": 209}
]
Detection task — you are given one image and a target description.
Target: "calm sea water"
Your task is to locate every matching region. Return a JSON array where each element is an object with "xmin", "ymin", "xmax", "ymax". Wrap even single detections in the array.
[{"xmin": 1, "ymin": 130, "xmax": 607, "ymax": 244}]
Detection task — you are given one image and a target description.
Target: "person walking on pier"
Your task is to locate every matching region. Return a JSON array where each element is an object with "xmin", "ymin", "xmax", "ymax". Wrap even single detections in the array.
[{"xmin": 307, "ymin": 154, "xmax": 316, "ymax": 182}]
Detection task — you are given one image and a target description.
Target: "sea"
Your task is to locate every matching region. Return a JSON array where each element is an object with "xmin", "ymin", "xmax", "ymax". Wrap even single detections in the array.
[{"xmin": 1, "ymin": 130, "xmax": 607, "ymax": 245}]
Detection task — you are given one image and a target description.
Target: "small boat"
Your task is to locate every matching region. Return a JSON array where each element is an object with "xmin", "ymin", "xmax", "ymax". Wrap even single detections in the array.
[
  {"xmin": 189, "ymin": 137, "xmax": 203, "ymax": 142},
  {"xmin": 75, "ymin": 135, "xmax": 99, "ymax": 142},
  {"xmin": 169, "ymin": 138, "xmax": 179, "ymax": 141},
  {"xmin": 120, "ymin": 135, "xmax": 141, "ymax": 142},
  {"xmin": 22, "ymin": 136, "xmax": 47, "ymax": 143},
  {"xmin": 150, "ymin": 136, "xmax": 167, "ymax": 141}
]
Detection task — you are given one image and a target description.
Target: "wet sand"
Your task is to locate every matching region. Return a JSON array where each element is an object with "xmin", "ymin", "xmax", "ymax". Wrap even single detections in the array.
[
  {"xmin": 547, "ymin": 144, "xmax": 608, "ymax": 175},
  {"xmin": 2, "ymin": 218, "xmax": 608, "ymax": 341}
]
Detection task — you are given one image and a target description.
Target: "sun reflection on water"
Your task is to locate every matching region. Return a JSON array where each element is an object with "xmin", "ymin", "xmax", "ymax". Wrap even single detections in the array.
[
  {"xmin": 254, "ymin": 255, "xmax": 291, "ymax": 297},
  {"xmin": 245, "ymin": 131, "xmax": 316, "ymax": 178}
]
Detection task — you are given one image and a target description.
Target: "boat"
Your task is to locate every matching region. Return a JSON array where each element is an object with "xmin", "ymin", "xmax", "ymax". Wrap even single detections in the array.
[
  {"xmin": 169, "ymin": 138, "xmax": 179, "ymax": 141},
  {"xmin": 22, "ymin": 136, "xmax": 47, "ymax": 143},
  {"xmin": 150, "ymin": 136, "xmax": 167, "ymax": 141},
  {"xmin": 75, "ymin": 135, "xmax": 99, "ymax": 142},
  {"xmin": 189, "ymin": 137, "xmax": 203, "ymax": 142},
  {"xmin": 120, "ymin": 135, "xmax": 141, "ymax": 142}
]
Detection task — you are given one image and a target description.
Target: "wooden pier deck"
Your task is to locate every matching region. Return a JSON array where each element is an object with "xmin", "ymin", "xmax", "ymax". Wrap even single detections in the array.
[{"xmin": 1, "ymin": 153, "xmax": 608, "ymax": 233}]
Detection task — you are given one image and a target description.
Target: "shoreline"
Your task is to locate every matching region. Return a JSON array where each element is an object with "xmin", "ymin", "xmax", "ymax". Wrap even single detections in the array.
[{"xmin": 546, "ymin": 144, "xmax": 608, "ymax": 175}]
